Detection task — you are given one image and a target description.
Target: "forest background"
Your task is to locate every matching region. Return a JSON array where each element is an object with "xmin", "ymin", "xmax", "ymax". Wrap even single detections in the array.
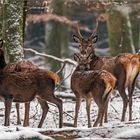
[{"xmin": 0, "ymin": 0, "xmax": 140, "ymax": 140}]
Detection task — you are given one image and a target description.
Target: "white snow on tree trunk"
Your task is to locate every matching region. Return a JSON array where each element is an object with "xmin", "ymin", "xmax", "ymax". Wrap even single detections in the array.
[{"xmin": 3, "ymin": 1, "xmax": 24, "ymax": 63}]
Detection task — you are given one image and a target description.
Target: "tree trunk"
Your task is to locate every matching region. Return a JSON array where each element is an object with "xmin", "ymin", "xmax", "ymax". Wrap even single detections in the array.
[
  {"xmin": 45, "ymin": 0, "xmax": 69, "ymax": 72},
  {"xmin": 107, "ymin": 9, "xmax": 131, "ymax": 56},
  {"xmin": 0, "ymin": 1, "xmax": 3, "ymax": 37},
  {"xmin": 129, "ymin": 9, "xmax": 140, "ymax": 52},
  {"xmin": 107, "ymin": 5, "xmax": 139, "ymax": 56},
  {"xmin": 2, "ymin": 0, "xmax": 25, "ymax": 63}
]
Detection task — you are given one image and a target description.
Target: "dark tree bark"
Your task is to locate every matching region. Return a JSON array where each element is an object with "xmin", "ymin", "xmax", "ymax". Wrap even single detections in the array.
[{"xmin": 45, "ymin": 0, "xmax": 69, "ymax": 72}]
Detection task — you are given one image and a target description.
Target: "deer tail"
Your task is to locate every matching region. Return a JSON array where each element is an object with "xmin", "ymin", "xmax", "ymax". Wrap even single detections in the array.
[
  {"xmin": 102, "ymin": 84, "xmax": 112, "ymax": 101},
  {"xmin": 47, "ymin": 70, "xmax": 60, "ymax": 84},
  {"xmin": 102, "ymin": 75, "xmax": 116, "ymax": 101}
]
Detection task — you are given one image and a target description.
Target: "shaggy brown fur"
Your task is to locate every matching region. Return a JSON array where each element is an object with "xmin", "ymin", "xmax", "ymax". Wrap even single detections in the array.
[
  {"xmin": 73, "ymin": 34, "xmax": 140, "ymax": 122},
  {"xmin": 0, "ymin": 40, "xmax": 39, "ymax": 126},
  {"xmin": 0, "ymin": 39, "xmax": 62, "ymax": 128},
  {"xmin": 71, "ymin": 53, "xmax": 116, "ymax": 127},
  {"xmin": 0, "ymin": 68, "xmax": 63, "ymax": 128}
]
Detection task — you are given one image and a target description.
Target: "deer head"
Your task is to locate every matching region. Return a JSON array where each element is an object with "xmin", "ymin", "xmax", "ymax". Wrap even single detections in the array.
[
  {"xmin": 73, "ymin": 24, "xmax": 98, "ymax": 56},
  {"xmin": 74, "ymin": 53, "xmax": 93, "ymax": 71}
]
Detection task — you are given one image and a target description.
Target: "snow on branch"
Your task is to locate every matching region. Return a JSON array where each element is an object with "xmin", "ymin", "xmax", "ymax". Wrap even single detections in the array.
[{"xmin": 24, "ymin": 48, "xmax": 77, "ymax": 67}]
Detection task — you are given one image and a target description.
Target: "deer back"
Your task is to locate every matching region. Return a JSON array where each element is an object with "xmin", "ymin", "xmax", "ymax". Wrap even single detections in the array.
[
  {"xmin": 71, "ymin": 53, "xmax": 116, "ymax": 98},
  {"xmin": 115, "ymin": 53, "xmax": 140, "ymax": 86},
  {"xmin": 0, "ymin": 45, "xmax": 39, "ymax": 73},
  {"xmin": 0, "ymin": 69, "xmax": 56, "ymax": 102}
]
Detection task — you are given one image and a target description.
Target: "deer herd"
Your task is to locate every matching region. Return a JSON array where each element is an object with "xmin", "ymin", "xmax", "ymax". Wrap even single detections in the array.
[{"xmin": 0, "ymin": 25, "xmax": 140, "ymax": 128}]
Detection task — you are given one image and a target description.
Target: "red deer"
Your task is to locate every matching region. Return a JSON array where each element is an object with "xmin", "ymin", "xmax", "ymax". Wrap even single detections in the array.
[
  {"xmin": 4, "ymin": 61, "xmax": 39, "ymax": 127},
  {"xmin": 0, "ymin": 39, "xmax": 63, "ymax": 128},
  {"xmin": 0, "ymin": 39, "xmax": 38, "ymax": 126},
  {"xmin": 73, "ymin": 27, "xmax": 140, "ymax": 122},
  {"xmin": 0, "ymin": 67, "xmax": 63, "ymax": 128},
  {"xmin": 71, "ymin": 53, "xmax": 116, "ymax": 127}
]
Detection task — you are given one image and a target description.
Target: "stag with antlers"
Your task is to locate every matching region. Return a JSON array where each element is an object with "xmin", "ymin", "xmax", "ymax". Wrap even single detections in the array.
[{"xmin": 73, "ymin": 24, "xmax": 140, "ymax": 122}]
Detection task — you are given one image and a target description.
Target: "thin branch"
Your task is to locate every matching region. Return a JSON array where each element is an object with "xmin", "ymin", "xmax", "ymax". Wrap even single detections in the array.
[
  {"xmin": 110, "ymin": 104, "xmax": 120, "ymax": 115},
  {"xmin": 29, "ymin": 101, "xmax": 39, "ymax": 120},
  {"xmin": 24, "ymin": 48, "xmax": 77, "ymax": 66},
  {"xmin": 26, "ymin": 14, "xmax": 94, "ymax": 33},
  {"xmin": 27, "ymin": 13, "xmax": 78, "ymax": 25},
  {"xmin": 56, "ymin": 61, "xmax": 67, "ymax": 74}
]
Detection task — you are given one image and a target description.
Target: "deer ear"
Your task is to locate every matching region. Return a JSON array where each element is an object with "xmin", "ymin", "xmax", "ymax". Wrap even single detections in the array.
[
  {"xmin": 74, "ymin": 53, "xmax": 80, "ymax": 62},
  {"xmin": 73, "ymin": 35, "xmax": 81, "ymax": 43},
  {"xmin": 90, "ymin": 35, "xmax": 98, "ymax": 44}
]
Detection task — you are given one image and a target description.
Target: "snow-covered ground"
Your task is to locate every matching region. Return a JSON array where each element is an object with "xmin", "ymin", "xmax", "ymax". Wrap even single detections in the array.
[
  {"xmin": 0, "ymin": 88, "xmax": 140, "ymax": 139},
  {"xmin": 0, "ymin": 126, "xmax": 53, "ymax": 140}
]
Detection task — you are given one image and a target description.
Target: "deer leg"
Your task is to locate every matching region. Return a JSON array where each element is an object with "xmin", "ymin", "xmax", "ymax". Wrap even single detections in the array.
[
  {"xmin": 86, "ymin": 98, "xmax": 92, "ymax": 127},
  {"xmin": 99, "ymin": 112, "xmax": 104, "ymax": 127},
  {"xmin": 93, "ymin": 95, "xmax": 103, "ymax": 127},
  {"xmin": 128, "ymin": 80, "xmax": 136, "ymax": 121},
  {"xmin": 45, "ymin": 95, "xmax": 63, "ymax": 128},
  {"xmin": 104, "ymin": 100, "xmax": 109, "ymax": 123},
  {"xmin": 4, "ymin": 98, "xmax": 13, "ymax": 126},
  {"xmin": 93, "ymin": 107, "xmax": 103, "ymax": 127},
  {"xmin": 128, "ymin": 84, "xmax": 133, "ymax": 121},
  {"xmin": 37, "ymin": 98, "xmax": 49, "ymax": 128},
  {"xmin": 115, "ymin": 64, "xmax": 128, "ymax": 121},
  {"xmin": 74, "ymin": 95, "xmax": 81, "ymax": 127},
  {"xmin": 23, "ymin": 102, "xmax": 30, "ymax": 127},
  {"xmin": 16, "ymin": 103, "xmax": 21, "ymax": 125},
  {"xmin": 101, "ymin": 97, "xmax": 109, "ymax": 126},
  {"xmin": 118, "ymin": 88, "xmax": 128, "ymax": 122},
  {"xmin": 104, "ymin": 92, "xmax": 111, "ymax": 123},
  {"xmin": 117, "ymin": 75, "xmax": 128, "ymax": 122}
]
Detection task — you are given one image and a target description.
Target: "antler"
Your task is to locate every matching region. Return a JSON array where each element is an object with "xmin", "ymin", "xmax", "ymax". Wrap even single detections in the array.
[
  {"xmin": 89, "ymin": 16, "xmax": 99, "ymax": 39},
  {"xmin": 77, "ymin": 23, "xmax": 83, "ymax": 39}
]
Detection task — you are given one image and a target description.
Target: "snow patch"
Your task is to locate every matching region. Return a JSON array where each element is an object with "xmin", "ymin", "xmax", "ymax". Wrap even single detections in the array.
[
  {"xmin": 0, "ymin": 126, "xmax": 53, "ymax": 140},
  {"xmin": 114, "ymin": 128, "xmax": 140, "ymax": 139}
]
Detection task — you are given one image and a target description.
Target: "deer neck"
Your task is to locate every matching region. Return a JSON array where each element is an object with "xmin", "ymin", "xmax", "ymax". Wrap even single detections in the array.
[
  {"xmin": 92, "ymin": 54, "xmax": 99, "ymax": 61},
  {"xmin": 75, "ymin": 66, "xmax": 85, "ymax": 72}
]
